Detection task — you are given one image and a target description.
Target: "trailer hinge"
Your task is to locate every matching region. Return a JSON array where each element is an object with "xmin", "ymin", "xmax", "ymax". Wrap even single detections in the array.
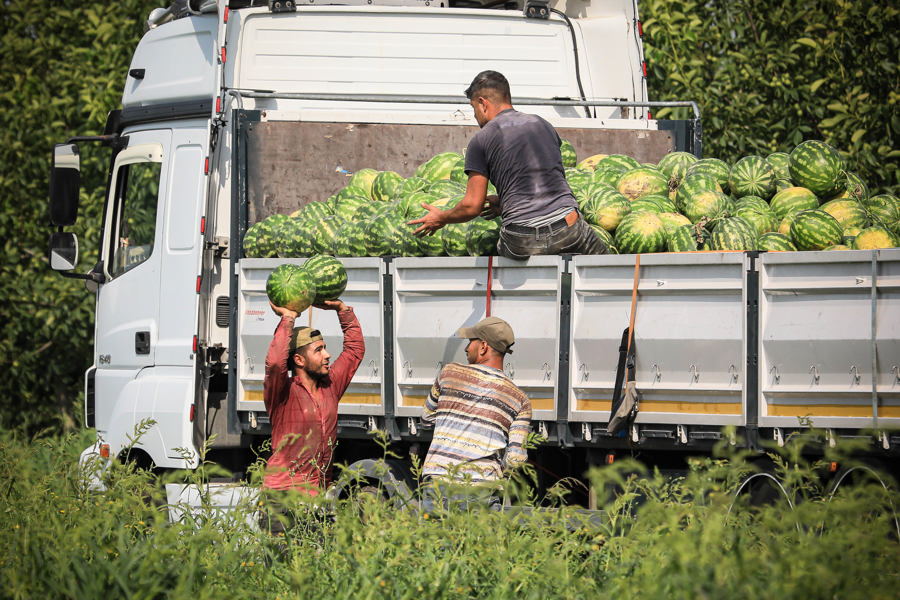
[
  {"xmin": 631, "ymin": 424, "xmax": 639, "ymax": 444},
  {"xmin": 581, "ymin": 423, "xmax": 592, "ymax": 442},
  {"xmin": 408, "ymin": 418, "xmax": 417, "ymax": 436},
  {"xmin": 676, "ymin": 424, "xmax": 688, "ymax": 445},
  {"xmin": 249, "ymin": 411, "xmax": 258, "ymax": 430},
  {"xmin": 879, "ymin": 431, "xmax": 890, "ymax": 450},
  {"xmin": 207, "ymin": 236, "xmax": 230, "ymax": 258},
  {"xmin": 367, "ymin": 416, "xmax": 378, "ymax": 433},
  {"xmin": 773, "ymin": 427, "xmax": 784, "ymax": 447}
]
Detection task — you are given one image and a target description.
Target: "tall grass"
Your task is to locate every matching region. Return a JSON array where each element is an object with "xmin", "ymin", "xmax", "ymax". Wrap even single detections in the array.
[{"xmin": 1, "ymin": 427, "xmax": 898, "ymax": 599}]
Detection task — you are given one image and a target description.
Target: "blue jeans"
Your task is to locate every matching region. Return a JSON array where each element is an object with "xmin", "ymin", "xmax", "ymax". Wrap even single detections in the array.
[{"xmin": 498, "ymin": 213, "xmax": 609, "ymax": 260}]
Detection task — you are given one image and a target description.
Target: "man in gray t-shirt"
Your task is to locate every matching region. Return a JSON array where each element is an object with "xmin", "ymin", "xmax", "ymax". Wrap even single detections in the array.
[{"xmin": 409, "ymin": 70, "xmax": 607, "ymax": 259}]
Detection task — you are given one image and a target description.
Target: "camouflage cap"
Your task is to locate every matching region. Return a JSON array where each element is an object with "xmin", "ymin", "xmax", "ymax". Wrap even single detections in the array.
[{"xmin": 457, "ymin": 316, "xmax": 514, "ymax": 354}]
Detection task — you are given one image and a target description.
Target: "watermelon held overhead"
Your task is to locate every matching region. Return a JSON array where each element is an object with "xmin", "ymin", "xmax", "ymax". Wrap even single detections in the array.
[
  {"xmin": 266, "ymin": 264, "xmax": 317, "ymax": 313},
  {"xmin": 302, "ymin": 255, "xmax": 348, "ymax": 303}
]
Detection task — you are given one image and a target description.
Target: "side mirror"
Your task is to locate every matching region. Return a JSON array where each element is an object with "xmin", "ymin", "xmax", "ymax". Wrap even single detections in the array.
[
  {"xmin": 49, "ymin": 231, "xmax": 79, "ymax": 271},
  {"xmin": 49, "ymin": 143, "xmax": 80, "ymax": 226}
]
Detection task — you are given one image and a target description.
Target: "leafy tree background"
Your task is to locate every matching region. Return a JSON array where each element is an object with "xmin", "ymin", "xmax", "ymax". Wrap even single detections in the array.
[{"xmin": 0, "ymin": 0, "xmax": 897, "ymax": 438}]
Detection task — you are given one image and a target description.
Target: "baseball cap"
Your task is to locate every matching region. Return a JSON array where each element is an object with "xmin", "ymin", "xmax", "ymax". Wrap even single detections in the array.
[
  {"xmin": 289, "ymin": 326, "xmax": 323, "ymax": 353},
  {"xmin": 457, "ymin": 316, "xmax": 514, "ymax": 354}
]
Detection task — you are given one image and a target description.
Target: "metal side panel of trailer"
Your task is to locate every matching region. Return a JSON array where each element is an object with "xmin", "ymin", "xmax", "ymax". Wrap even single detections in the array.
[{"xmin": 758, "ymin": 248, "xmax": 900, "ymax": 430}]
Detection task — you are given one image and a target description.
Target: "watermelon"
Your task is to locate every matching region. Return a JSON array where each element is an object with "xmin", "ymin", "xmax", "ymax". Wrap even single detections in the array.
[
  {"xmin": 392, "ymin": 177, "xmax": 431, "ymax": 202},
  {"xmin": 766, "ymin": 152, "xmax": 791, "ymax": 180},
  {"xmin": 825, "ymin": 244, "xmax": 851, "ymax": 251},
  {"xmin": 758, "ymin": 232, "xmax": 797, "ymax": 251},
  {"xmin": 353, "ymin": 201, "xmax": 384, "ymax": 223},
  {"xmin": 276, "ymin": 216, "xmax": 315, "ymax": 258},
  {"xmin": 615, "ymin": 212, "xmax": 667, "ymax": 254},
  {"xmin": 441, "ymin": 222, "xmax": 469, "ymax": 256},
  {"xmin": 735, "ymin": 204, "xmax": 779, "ymax": 236},
  {"xmin": 774, "ymin": 178, "xmax": 793, "ymax": 192},
  {"xmin": 394, "ymin": 190, "xmax": 438, "ymax": 220},
  {"xmin": 590, "ymin": 167, "xmax": 624, "ymax": 190},
  {"xmin": 347, "ymin": 168, "xmax": 379, "ymax": 198},
  {"xmin": 311, "ymin": 215, "xmax": 346, "ymax": 255},
  {"xmin": 300, "ymin": 200, "xmax": 333, "ymax": 222},
  {"xmin": 864, "ymin": 194, "xmax": 900, "ymax": 234},
  {"xmin": 583, "ymin": 188, "xmax": 631, "ymax": 231},
  {"xmin": 657, "ymin": 151, "xmax": 698, "ymax": 188},
  {"xmin": 642, "ymin": 194, "xmax": 677, "ymax": 213},
  {"xmin": 560, "ymin": 139, "xmax": 577, "ymax": 168},
  {"xmin": 729, "ymin": 155, "xmax": 777, "ymax": 200},
  {"xmin": 629, "ymin": 198, "xmax": 663, "ymax": 213},
  {"xmin": 332, "ymin": 190, "xmax": 370, "ymax": 221},
  {"xmin": 778, "ymin": 213, "xmax": 799, "ymax": 237},
  {"xmin": 302, "ymin": 255, "xmax": 348, "ymax": 303},
  {"xmin": 587, "ymin": 223, "xmax": 616, "ymax": 253},
  {"xmin": 674, "ymin": 172, "xmax": 722, "ymax": 214},
  {"xmin": 769, "ymin": 187, "xmax": 819, "ymax": 220},
  {"xmin": 789, "ymin": 140, "xmax": 846, "ymax": 197},
  {"xmin": 734, "ymin": 195, "xmax": 770, "ymax": 213},
  {"xmin": 852, "ymin": 226, "xmax": 899, "ymax": 249},
  {"xmin": 789, "ymin": 209, "xmax": 844, "ymax": 251},
  {"xmin": 681, "ymin": 190, "xmax": 731, "ymax": 228},
  {"xmin": 415, "ymin": 152, "xmax": 463, "ymax": 182},
  {"xmin": 842, "ymin": 226, "xmax": 863, "ymax": 247},
  {"xmin": 827, "ymin": 171, "xmax": 869, "ymax": 204},
  {"xmin": 706, "ymin": 216, "xmax": 757, "ymax": 251},
  {"xmin": 466, "ymin": 217, "xmax": 501, "ymax": 256},
  {"xmin": 577, "ymin": 154, "xmax": 607, "ymax": 171},
  {"xmin": 617, "ymin": 167, "xmax": 669, "ymax": 201},
  {"xmin": 596, "ymin": 154, "xmax": 641, "ymax": 174},
  {"xmin": 255, "ymin": 214, "xmax": 290, "ymax": 258},
  {"xmin": 364, "ymin": 212, "xmax": 397, "ymax": 257},
  {"xmin": 565, "ymin": 168, "xmax": 593, "ymax": 194},
  {"xmin": 332, "ymin": 220, "xmax": 368, "ymax": 257},
  {"xmin": 428, "ymin": 179, "xmax": 466, "ymax": 200},
  {"xmin": 371, "ymin": 171, "xmax": 404, "ymax": 203},
  {"xmin": 266, "ymin": 264, "xmax": 316, "ymax": 313},
  {"xmin": 667, "ymin": 223, "xmax": 707, "ymax": 252},
  {"xmin": 819, "ymin": 198, "xmax": 869, "ymax": 230},
  {"xmin": 417, "ymin": 229, "xmax": 446, "ymax": 257},
  {"xmin": 658, "ymin": 211, "xmax": 692, "ymax": 233},
  {"xmin": 242, "ymin": 222, "xmax": 263, "ymax": 258},
  {"xmin": 449, "ymin": 155, "xmax": 468, "ymax": 185},
  {"xmin": 685, "ymin": 158, "xmax": 731, "ymax": 194}
]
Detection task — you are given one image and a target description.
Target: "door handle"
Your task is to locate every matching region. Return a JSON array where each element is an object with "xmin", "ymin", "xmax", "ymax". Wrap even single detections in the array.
[{"xmin": 135, "ymin": 331, "xmax": 151, "ymax": 355}]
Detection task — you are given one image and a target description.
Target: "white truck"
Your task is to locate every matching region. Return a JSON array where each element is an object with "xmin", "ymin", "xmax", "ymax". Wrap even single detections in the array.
[{"xmin": 49, "ymin": 0, "xmax": 898, "ymax": 501}]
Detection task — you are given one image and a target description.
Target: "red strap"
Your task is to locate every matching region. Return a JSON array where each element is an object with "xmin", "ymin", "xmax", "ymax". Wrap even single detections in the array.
[{"xmin": 486, "ymin": 255, "xmax": 494, "ymax": 317}]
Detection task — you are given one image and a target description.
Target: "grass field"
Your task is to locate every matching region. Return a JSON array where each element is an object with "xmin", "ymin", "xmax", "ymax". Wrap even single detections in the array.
[{"xmin": 2, "ymin": 427, "xmax": 898, "ymax": 599}]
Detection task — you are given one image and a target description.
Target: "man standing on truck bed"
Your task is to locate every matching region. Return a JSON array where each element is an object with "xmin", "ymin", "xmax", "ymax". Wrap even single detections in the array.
[
  {"xmin": 421, "ymin": 316, "xmax": 531, "ymax": 486},
  {"xmin": 263, "ymin": 299, "xmax": 364, "ymax": 495},
  {"xmin": 410, "ymin": 70, "xmax": 607, "ymax": 259}
]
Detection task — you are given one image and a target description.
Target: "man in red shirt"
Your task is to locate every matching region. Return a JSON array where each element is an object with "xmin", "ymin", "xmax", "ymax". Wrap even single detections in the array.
[{"xmin": 263, "ymin": 298, "xmax": 364, "ymax": 495}]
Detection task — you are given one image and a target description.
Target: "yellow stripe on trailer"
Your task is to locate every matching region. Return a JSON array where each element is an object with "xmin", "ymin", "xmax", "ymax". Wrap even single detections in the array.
[
  {"xmin": 576, "ymin": 398, "xmax": 741, "ymax": 415},
  {"xmin": 339, "ymin": 392, "xmax": 382, "ymax": 406},
  {"xmin": 766, "ymin": 404, "xmax": 900, "ymax": 418},
  {"xmin": 400, "ymin": 396, "xmax": 554, "ymax": 410}
]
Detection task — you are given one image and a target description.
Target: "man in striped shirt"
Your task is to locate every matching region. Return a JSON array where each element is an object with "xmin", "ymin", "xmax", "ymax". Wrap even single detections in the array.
[{"xmin": 421, "ymin": 316, "xmax": 532, "ymax": 482}]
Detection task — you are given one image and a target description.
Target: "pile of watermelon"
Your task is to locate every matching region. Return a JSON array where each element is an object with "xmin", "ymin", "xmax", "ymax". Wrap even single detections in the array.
[
  {"xmin": 244, "ymin": 140, "xmax": 899, "ymax": 259},
  {"xmin": 266, "ymin": 254, "xmax": 348, "ymax": 313},
  {"xmin": 244, "ymin": 151, "xmax": 502, "ymax": 259}
]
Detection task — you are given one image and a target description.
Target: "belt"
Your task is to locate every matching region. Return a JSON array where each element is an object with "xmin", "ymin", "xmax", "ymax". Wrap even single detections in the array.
[{"xmin": 503, "ymin": 210, "xmax": 578, "ymax": 235}]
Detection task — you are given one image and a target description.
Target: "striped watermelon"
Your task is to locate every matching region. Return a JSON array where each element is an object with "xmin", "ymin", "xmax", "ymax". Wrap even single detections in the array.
[
  {"xmin": 852, "ymin": 226, "xmax": 899, "ymax": 249},
  {"xmin": 729, "ymin": 155, "xmax": 777, "ymax": 200},
  {"xmin": 758, "ymin": 232, "xmax": 797, "ymax": 251},
  {"xmin": 428, "ymin": 179, "xmax": 467, "ymax": 200},
  {"xmin": 864, "ymin": 194, "xmax": 900, "ymax": 234},
  {"xmin": 596, "ymin": 154, "xmax": 641, "ymax": 173},
  {"xmin": 667, "ymin": 223, "xmax": 707, "ymax": 252},
  {"xmin": 674, "ymin": 172, "xmax": 722, "ymax": 214},
  {"xmin": 466, "ymin": 217, "xmax": 501, "ymax": 256},
  {"xmin": 266, "ymin": 264, "xmax": 316, "ymax": 313},
  {"xmin": 332, "ymin": 189, "xmax": 370, "ymax": 221},
  {"xmin": 416, "ymin": 228, "xmax": 446, "ymax": 257},
  {"xmin": 642, "ymin": 194, "xmax": 677, "ymax": 213},
  {"xmin": 658, "ymin": 211, "xmax": 692, "ymax": 233},
  {"xmin": 657, "ymin": 151, "xmax": 698, "ymax": 188},
  {"xmin": 766, "ymin": 152, "xmax": 791, "ymax": 180},
  {"xmin": 589, "ymin": 168, "xmax": 623, "ymax": 191},
  {"xmin": 583, "ymin": 188, "xmax": 631, "ymax": 231},
  {"xmin": 364, "ymin": 212, "xmax": 397, "ymax": 256},
  {"xmin": 735, "ymin": 204, "xmax": 779, "ymax": 236},
  {"xmin": 629, "ymin": 198, "xmax": 663, "ymax": 213},
  {"xmin": 827, "ymin": 171, "xmax": 869, "ymax": 204},
  {"xmin": 371, "ymin": 171, "xmax": 404, "ymax": 203},
  {"xmin": 441, "ymin": 222, "xmax": 469, "ymax": 256},
  {"xmin": 789, "ymin": 140, "xmax": 846, "ymax": 197},
  {"xmin": 685, "ymin": 158, "xmax": 731, "ymax": 194},
  {"xmin": 332, "ymin": 220, "xmax": 368, "ymax": 257},
  {"xmin": 819, "ymin": 198, "xmax": 868, "ymax": 230},
  {"xmin": 415, "ymin": 152, "xmax": 463, "ymax": 182},
  {"xmin": 449, "ymin": 155, "xmax": 467, "ymax": 185},
  {"xmin": 577, "ymin": 154, "xmax": 607, "ymax": 171},
  {"xmin": 734, "ymin": 195, "xmax": 770, "ymax": 212},
  {"xmin": 825, "ymin": 244, "xmax": 851, "ymax": 251},
  {"xmin": 842, "ymin": 226, "xmax": 863, "ymax": 247},
  {"xmin": 392, "ymin": 177, "xmax": 431, "ymax": 202},
  {"xmin": 255, "ymin": 214, "xmax": 290, "ymax": 258},
  {"xmin": 789, "ymin": 209, "xmax": 844, "ymax": 251},
  {"xmin": 588, "ymin": 223, "xmax": 617, "ymax": 253},
  {"xmin": 566, "ymin": 168, "xmax": 593, "ymax": 194},
  {"xmin": 347, "ymin": 168, "xmax": 379, "ymax": 198},
  {"xmin": 275, "ymin": 216, "xmax": 315, "ymax": 258},
  {"xmin": 311, "ymin": 215, "xmax": 346, "ymax": 255},
  {"xmin": 394, "ymin": 190, "xmax": 438, "ymax": 220},
  {"xmin": 300, "ymin": 200, "xmax": 333, "ymax": 222},
  {"xmin": 615, "ymin": 212, "xmax": 667, "ymax": 254},
  {"xmin": 778, "ymin": 213, "xmax": 798, "ymax": 237},
  {"xmin": 302, "ymin": 255, "xmax": 348, "ymax": 303},
  {"xmin": 242, "ymin": 222, "xmax": 263, "ymax": 258},
  {"xmin": 681, "ymin": 190, "xmax": 731, "ymax": 228},
  {"xmin": 353, "ymin": 201, "xmax": 384, "ymax": 223},
  {"xmin": 769, "ymin": 187, "xmax": 819, "ymax": 220},
  {"xmin": 707, "ymin": 216, "xmax": 757, "ymax": 251},
  {"xmin": 617, "ymin": 167, "xmax": 669, "ymax": 201},
  {"xmin": 560, "ymin": 139, "xmax": 577, "ymax": 168}
]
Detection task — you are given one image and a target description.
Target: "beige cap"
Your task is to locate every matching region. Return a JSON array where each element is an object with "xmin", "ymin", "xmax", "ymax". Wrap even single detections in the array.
[
  {"xmin": 289, "ymin": 327, "xmax": 323, "ymax": 353},
  {"xmin": 458, "ymin": 316, "xmax": 514, "ymax": 354}
]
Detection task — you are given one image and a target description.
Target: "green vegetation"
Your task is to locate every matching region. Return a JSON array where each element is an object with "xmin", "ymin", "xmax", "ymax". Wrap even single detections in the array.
[{"xmin": 2, "ymin": 428, "xmax": 898, "ymax": 598}]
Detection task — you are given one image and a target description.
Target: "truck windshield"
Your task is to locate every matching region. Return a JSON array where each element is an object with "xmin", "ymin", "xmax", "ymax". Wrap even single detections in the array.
[{"xmin": 109, "ymin": 161, "xmax": 161, "ymax": 278}]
